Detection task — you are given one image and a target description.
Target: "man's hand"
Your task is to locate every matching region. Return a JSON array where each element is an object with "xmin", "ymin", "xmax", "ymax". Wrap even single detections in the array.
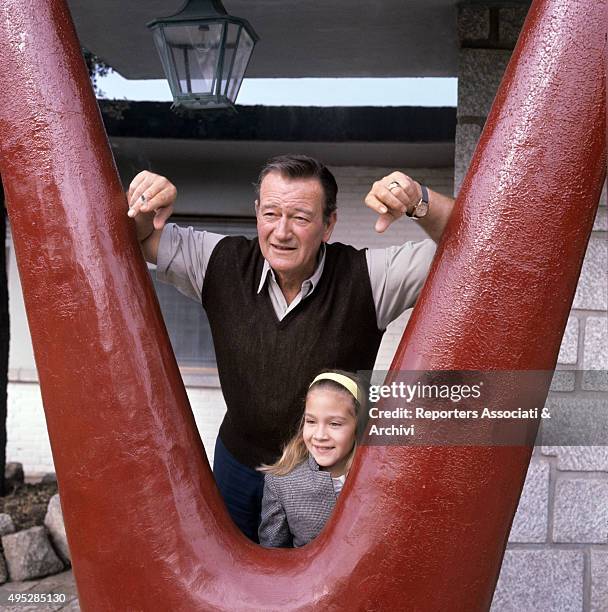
[
  {"xmin": 127, "ymin": 171, "xmax": 177, "ymax": 263},
  {"xmin": 127, "ymin": 170, "xmax": 176, "ymax": 235},
  {"xmin": 365, "ymin": 172, "xmax": 422, "ymax": 233},
  {"xmin": 365, "ymin": 171, "xmax": 455, "ymax": 243}
]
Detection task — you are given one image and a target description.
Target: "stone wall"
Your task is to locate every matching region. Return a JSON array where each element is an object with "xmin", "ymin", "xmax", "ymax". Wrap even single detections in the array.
[{"xmin": 455, "ymin": 3, "xmax": 607, "ymax": 610}]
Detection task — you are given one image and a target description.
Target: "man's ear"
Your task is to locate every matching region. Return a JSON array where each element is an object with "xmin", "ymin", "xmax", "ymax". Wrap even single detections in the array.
[
  {"xmin": 323, "ymin": 211, "xmax": 338, "ymax": 242},
  {"xmin": 254, "ymin": 199, "xmax": 259, "ymax": 214}
]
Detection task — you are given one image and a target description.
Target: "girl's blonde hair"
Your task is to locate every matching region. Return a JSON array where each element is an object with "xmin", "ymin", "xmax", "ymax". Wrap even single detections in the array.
[{"xmin": 258, "ymin": 370, "xmax": 368, "ymax": 476}]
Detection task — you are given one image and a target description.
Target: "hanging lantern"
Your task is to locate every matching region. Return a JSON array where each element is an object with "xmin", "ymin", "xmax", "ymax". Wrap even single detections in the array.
[{"xmin": 147, "ymin": 0, "xmax": 258, "ymax": 109}]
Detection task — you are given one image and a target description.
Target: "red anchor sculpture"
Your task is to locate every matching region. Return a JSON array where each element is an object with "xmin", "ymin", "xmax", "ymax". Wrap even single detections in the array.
[{"xmin": 0, "ymin": 0, "xmax": 604, "ymax": 609}]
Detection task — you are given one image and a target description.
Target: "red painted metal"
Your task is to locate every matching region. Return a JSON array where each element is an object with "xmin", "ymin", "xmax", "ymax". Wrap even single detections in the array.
[{"xmin": 0, "ymin": 0, "xmax": 605, "ymax": 610}]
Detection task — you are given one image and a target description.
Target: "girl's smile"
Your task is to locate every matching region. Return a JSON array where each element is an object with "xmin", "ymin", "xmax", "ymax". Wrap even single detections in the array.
[{"xmin": 303, "ymin": 387, "xmax": 357, "ymax": 478}]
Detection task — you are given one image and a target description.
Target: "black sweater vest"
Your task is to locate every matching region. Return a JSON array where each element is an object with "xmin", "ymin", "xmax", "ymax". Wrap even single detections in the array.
[{"xmin": 201, "ymin": 237, "xmax": 383, "ymax": 468}]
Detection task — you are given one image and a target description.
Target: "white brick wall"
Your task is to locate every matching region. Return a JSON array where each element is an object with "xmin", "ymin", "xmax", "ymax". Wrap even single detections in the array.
[
  {"xmin": 187, "ymin": 387, "xmax": 226, "ymax": 466},
  {"xmin": 6, "ymin": 382, "xmax": 53, "ymax": 474},
  {"xmin": 6, "ymin": 381, "xmax": 229, "ymax": 473}
]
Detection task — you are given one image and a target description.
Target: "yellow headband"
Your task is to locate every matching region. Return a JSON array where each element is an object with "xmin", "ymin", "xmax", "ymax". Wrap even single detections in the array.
[{"xmin": 309, "ymin": 373, "xmax": 359, "ymax": 402}]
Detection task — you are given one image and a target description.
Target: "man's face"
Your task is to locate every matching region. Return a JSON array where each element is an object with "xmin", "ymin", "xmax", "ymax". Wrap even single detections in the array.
[{"xmin": 256, "ymin": 172, "xmax": 336, "ymax": 280}]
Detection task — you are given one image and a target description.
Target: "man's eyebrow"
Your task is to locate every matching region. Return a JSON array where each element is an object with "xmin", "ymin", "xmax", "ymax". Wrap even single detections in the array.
[{"xmin": 259, "ymin": 203, "xmax": 314, "ymax": 215}]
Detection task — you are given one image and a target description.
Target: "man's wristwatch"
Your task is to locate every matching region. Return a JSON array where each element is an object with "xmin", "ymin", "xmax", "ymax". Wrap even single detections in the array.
[{"xmin": 406, "ymin": 184, "xmax": 430, "ymax": 219}]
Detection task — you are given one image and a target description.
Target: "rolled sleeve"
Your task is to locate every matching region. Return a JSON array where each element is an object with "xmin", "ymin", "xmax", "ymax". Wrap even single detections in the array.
[
  {"xmin": 367, "ymin": 238, "xmax": 436, "ymax": 330},
  {"xmin": 155, "ymin": 223, "xmax": 225, "ymax": 302}
]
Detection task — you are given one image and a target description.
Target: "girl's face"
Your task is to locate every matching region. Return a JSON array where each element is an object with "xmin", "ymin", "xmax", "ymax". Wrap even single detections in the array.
[{"xmin": 303, "ymin": 387, "xmax": 357, "ymax": 477}]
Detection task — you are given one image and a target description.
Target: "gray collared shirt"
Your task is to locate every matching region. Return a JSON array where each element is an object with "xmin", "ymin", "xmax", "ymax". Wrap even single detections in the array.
[
  {"xmin": 257, "ymin": 243, "xmax": 327, "ymax": 319},
  {"xmin": 156, "ymin": 224, "xmax": 436, "ymax": 330}
]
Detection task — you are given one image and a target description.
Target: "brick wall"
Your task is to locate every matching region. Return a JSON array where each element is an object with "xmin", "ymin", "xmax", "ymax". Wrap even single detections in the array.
[
  {"xmin": 5, "ymin": 380, "xmax": 229, "ymax": 473},
  {"xmin": 6, "ymin": 382, "xmax": 52, "ymax": 475}
]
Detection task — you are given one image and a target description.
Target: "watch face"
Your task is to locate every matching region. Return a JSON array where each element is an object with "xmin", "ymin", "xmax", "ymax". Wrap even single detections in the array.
[{"xmin": 414, "ymin": 200, "xmax": 429, "ymax": 218}]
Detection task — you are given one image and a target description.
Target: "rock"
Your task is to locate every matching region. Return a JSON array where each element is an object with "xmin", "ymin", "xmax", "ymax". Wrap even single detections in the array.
[
  {"xmin": 44, "ymin": 494, "xmax": 70, "ymax": 563},
  {"xmin": 0, "ymin": 513, "xmax": 15, "ymax": 537},
  {"xmin": 0, "ymin": 553, "xmax": 7, "ymax": 584},
  {"xmin": 4, "ymin": 462, "xmax": 24, "ymax": 489},
  {"xmin": 40, "ymin": 472, "xmax": 58, "ymax": 484},
  {"xmin": 2, "ymin": 526, "xmax": 64, "ymax": 581}
]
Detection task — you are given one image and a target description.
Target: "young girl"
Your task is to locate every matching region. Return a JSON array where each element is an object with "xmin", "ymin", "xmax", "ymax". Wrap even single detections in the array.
[{"xmin": 258, "ymin": 370, "xmax": 367, "ymax": 548}]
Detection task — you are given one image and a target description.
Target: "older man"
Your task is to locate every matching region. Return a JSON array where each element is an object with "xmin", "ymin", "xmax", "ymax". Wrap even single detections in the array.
[{"xmin": 127, "ymin": 155, "xmax": 454, "ymax": 541}]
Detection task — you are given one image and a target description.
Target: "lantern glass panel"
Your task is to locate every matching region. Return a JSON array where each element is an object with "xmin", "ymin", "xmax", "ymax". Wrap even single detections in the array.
[
  {"xmin": 152, "ymin": 27, "xmax": 179, "ymax": 94},
  {"xmin": 163, "ymin": 22, "xmax": 224, "ymax": 95},
  {"xmin": 219, "ymin": 22, "xmax": 240, "ymax": 97},
  {"xmin": 227, "ymin": 27, "xmax": 254, "ymax": 101}
]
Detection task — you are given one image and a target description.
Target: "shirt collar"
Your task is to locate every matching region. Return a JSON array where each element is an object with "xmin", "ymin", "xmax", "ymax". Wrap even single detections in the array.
[{"xmin": 257, "ymin": 243, "xmax": 327, "ymax": 295}]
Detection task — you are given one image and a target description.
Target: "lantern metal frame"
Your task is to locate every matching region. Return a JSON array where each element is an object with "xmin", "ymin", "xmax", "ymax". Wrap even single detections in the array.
[{"xmin": 147, "ymin": 0, "xmax": 259, "ymax": 109}]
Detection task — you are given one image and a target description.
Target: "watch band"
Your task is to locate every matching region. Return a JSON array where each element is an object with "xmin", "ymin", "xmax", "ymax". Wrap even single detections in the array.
[{"xmin": 420, "ymin": 184, "xmax": 429, "ymax": 204}]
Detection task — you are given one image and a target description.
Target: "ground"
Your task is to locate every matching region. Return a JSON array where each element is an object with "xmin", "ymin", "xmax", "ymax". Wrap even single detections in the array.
[
  {"xmin": 0, "ymin": 482, "xmax": 58, "ymax": 531},
  {"xmin": 0, "ymin": 482, "xmax": 78, "ymax": 610},
  {"xmin": 0, "ymin": 570, "xmax": 79, "ymax": 611}
]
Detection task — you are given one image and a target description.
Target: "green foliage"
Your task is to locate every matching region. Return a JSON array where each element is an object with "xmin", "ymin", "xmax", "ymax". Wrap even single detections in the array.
[
  {"xmin": 83, "ymin": 48, "xmax": 112, "ymax": 97},
  {"xmin": 82, "ymin": 48, "xmax": 130, "ymax": 119}
]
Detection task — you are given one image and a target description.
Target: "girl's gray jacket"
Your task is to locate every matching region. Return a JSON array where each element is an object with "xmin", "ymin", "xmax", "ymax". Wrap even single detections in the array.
[{"xmin": 258, "ymin": 455, "xmax": 339, "ymax": 548}]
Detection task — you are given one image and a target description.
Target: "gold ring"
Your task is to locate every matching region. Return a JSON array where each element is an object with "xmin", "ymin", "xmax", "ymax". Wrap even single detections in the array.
[{"xmin": 388, "ymin": 181, "xmax": 401, "ymax": 192}]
